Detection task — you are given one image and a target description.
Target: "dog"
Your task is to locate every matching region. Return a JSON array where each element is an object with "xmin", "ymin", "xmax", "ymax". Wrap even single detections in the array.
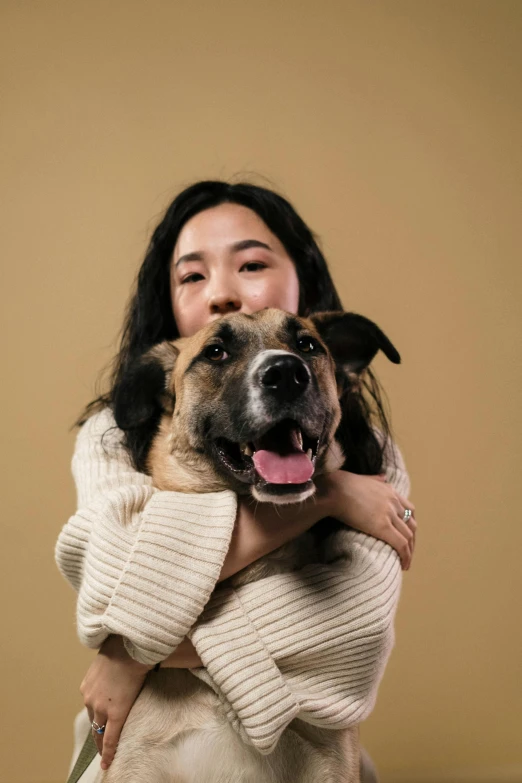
[{"xmin": 100, "ymin": 308, "xmax": 400, "ymax": 783}]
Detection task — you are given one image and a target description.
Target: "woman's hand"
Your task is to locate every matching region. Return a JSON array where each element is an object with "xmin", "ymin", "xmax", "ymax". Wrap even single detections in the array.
[
  {"xmin": 219, "ymin": 469, "xmax": 416, "ymax": 581},
  {"xmin": 80, "ymin": 635, "xmax": 152, "ymax": 771},
  {"xmin": 323, "ymin": 471, "xmax": 417, "ymax": 569}
]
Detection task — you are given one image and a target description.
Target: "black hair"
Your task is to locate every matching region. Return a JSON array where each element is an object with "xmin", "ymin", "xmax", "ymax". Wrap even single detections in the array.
[{"xmin": 79, "ymin": 180, "xmax": 393, "ymax": 476}]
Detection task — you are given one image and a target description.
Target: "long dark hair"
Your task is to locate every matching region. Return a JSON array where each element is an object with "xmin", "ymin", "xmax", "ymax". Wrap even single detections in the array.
[{"xmin": 80, "ymin": 180, "xmax": 393, "ymax": 475}]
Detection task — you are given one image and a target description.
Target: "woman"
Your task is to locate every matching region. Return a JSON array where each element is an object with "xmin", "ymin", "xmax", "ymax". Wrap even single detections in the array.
[{"xmin": 56, "ymin": 180, "xmax": 415, "ymax": 781}]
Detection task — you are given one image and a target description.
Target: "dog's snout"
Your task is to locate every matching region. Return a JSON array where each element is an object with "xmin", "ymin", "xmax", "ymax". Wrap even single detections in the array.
[{"xmin": 259, "ymin": 355, "xmax": 310, "ymax": 402}]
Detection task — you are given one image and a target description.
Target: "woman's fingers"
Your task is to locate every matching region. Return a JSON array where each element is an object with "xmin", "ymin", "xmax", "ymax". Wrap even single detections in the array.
[
  {"xmin": 393, "ymin": 493, "xmax": 417, "ymax": 562},
  {"xmin": 85, "ymin": 702, "xmax": 108, "ymax": 758},
  {"xmin": 91, "ymin": 714, "xmax": 107, "ymax": 757},
  {"xmin": 397, "ymin": 494, "xmax": 415, "ymax": 518},
  {"xmin": 391, "ymin": 517, "xmax": 415, "ymax": 566},
  {"xmin": 100, "ymin": 717, "xmax": 125, "ymax": 770},
  {"xmin": 407, "ymin": 514, "xmax": 417, "ymax": 555},
  {"xmin": 384, "ymin": 524, "xmax": 412, "ymax": 570},
  {"xmin": 88, "ymin": 711, "xmax": 124, "ymax": 769}
]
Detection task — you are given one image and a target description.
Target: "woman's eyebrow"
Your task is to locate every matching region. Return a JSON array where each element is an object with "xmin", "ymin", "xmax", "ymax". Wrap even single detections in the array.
[
  {"xmin": 231, "ymin": 239, "xmax": 272, "ymax": 253},
  {"xmin": 176, "ymin": 239, "xmax": 272, "ymax": 267},
  {"xmin": 175, "ymin": 251, "xmax": 204, "ymax": 267}
]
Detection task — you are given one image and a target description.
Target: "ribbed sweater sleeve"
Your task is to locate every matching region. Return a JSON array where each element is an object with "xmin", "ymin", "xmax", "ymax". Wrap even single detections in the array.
[
  {"xmin": 55, "ymin": 409, "xmax": 237, "ymax": 665},
  {"xmin": 188, "ymin": 444, "xmax": 409, "ymax": 754}
]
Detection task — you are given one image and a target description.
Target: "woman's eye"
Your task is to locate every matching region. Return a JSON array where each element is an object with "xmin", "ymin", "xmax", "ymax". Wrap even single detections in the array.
[
  {"xmin": 181, "ymin": 273, "xmax": 204, "ymax": 284},
  {"xmin": 297, "ymin": 336, "xmax": 318, "ymax": 354},
  {"xmin": 240, "ymin": 262, "xmax": 266, "ymax": 272},
  {"xmin": 204, "ymin": 344, "xmax": 229, "ymax": 362}
]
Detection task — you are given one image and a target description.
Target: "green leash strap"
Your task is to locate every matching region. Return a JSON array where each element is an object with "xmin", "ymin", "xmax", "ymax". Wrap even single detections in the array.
[{"xmin": 65, "ymin": 732, "xmax": 98, "ymax": 783}]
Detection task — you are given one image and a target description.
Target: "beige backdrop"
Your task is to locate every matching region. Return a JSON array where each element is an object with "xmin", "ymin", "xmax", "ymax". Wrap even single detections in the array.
[{"xmin": 1, "ymin": 2, "xmax": 521, "ymax": 782}]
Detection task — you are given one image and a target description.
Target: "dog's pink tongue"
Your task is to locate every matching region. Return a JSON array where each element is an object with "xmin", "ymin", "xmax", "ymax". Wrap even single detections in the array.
[{"xmin": 253, "ymin": 450, "xmax": 314, "ymax": 484}]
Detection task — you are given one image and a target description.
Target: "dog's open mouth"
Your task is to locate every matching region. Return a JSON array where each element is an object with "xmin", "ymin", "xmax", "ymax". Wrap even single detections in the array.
[{"xmin": 214, "ymin": 419, "xmax": 319, "ymax": 487}]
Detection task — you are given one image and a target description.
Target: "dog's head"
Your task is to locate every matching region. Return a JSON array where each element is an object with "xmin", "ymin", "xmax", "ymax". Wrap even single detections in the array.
[{"xmin": 114, "ymin": 309, "xmax": 400, "ymax": 504}]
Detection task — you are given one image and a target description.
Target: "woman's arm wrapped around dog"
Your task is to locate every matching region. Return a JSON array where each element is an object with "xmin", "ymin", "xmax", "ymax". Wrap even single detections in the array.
[
  {"xmin": 186, "ymin": 444, "xmax": 410, "ymax": 755},
  {"xmin": 55, "ymin": 408, "xmax": 238, "ymax": 666}
]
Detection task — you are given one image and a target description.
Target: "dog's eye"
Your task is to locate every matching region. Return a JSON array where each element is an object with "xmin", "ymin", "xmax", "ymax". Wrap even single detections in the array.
[
  {"xmin": 297, "ymin": 336, "xmax": 318, "ymax": 354},
  {"xmin": 204, "ymin": 344, "xmax": 229, "ymax": 362}
]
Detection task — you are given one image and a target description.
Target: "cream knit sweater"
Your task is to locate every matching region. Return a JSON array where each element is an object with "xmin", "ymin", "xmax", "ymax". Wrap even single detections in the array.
[{"xmin": 55, "ymin": 408, "xmax": 408, "ymax": 754}]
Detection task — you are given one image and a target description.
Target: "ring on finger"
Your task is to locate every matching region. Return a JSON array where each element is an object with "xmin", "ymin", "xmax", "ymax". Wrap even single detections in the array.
[
  {"xmin": 402, "ymin": 508, "xmax": 413, "ymax": 523},
  {"xmin": 92, "ymin": 720, "xmax": 106, "ymax": 735}
]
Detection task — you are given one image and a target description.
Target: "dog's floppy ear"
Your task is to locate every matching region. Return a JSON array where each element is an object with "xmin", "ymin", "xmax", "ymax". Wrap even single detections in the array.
[
  {"xmin": 113, "ymin": 340, "xmax": 180, "ymax": 432},
  {"xmin": 310, "ymin": 311, "xmax": 400, "ymax": 373}
]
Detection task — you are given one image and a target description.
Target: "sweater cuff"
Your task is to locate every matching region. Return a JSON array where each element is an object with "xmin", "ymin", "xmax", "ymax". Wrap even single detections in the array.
[
  {"xmin": 189, "ymin": 586, "xmax": 300, "ymax": 754},
  {"xmin": 103, "ymin": 489, "xmax": 237, "ymax": 665}
]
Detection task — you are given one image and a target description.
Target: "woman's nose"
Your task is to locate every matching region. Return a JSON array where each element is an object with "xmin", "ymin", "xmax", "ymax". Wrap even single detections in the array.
[
  {"xmin": 208, "ymin": 281, "xmax": 242, "ymax": 315},
  {"xmin": 209, "ymin": 294, "xmax": 242, "ymax": 315}
]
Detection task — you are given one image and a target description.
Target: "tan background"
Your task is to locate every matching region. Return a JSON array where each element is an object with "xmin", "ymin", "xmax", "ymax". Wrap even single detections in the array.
[{"xmin": 1, "ymin": 1, "xmax": 521, "ymax": 781}]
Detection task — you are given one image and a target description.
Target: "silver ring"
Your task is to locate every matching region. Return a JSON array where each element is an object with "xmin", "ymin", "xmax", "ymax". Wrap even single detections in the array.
[
  {"xmin": 403, "ymin": 509, "xmax": 412, "ymax": 523},
  {"xmin": 92, "ymin": 721, "xmax": 106, "ymax": 735}
]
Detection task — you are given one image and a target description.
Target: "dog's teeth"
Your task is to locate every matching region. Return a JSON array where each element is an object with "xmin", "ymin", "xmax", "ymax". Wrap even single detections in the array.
[
  {"xmin": 291, "ymin": 428, "xmax": 304, "ymax": 450},
  {"xmin": 306, "ymin": 448, "xmax": 313, "ymax": 460},
  {"xmin": 241, "ymin": 443, "xmax": 253, "ymax": 457}
]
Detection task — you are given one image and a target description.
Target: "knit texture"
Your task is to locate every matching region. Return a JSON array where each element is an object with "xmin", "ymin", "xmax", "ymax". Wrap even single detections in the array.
[
  {"xmin": 190, "ymin": 533, "xmax": 401, "ymax": 752},
  {"xmin": 55, "ymin": 408, "xmax": 408, "ymax": 750},
  {"xmin": 55, "ymin": 409, "xmax": 237, "ymax": 664}
]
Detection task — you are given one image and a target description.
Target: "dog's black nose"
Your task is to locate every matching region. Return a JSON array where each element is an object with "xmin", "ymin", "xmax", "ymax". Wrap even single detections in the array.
[{"xmin": 259, "ymin": 355, "xmax": 310, "ymax": 402}]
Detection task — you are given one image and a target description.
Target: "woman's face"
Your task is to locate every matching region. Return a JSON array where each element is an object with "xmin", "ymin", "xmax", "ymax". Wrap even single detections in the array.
[{"xmin": 171, "ymin": 203, "xmax": 300, "ymax": 338}]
